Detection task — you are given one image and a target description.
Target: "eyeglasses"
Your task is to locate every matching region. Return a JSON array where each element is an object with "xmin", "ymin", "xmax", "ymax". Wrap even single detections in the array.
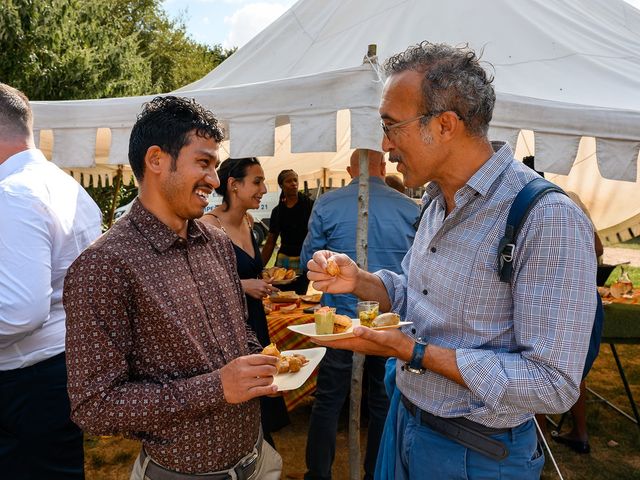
[{"xmin": 380, "ymin": 110, "xmax": 464, "ymax": 140}]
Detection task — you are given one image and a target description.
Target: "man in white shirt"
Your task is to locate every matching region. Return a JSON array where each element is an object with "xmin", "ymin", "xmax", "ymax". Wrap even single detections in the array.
[{"xmin": 0, "ymin": 83, "xmax": 102, "ymax": 479}]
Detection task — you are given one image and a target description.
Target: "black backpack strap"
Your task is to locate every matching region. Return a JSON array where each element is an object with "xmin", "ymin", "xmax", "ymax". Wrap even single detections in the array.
[
  {"xmin": 413, "ymin": 196, "xmax": 433, "ymax": 231},
  {"xmin": 498, "ymin": 178, "xmax": 566, "ymax": 282}
]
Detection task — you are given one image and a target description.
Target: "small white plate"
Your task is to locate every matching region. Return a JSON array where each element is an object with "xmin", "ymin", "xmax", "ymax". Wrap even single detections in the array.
[
  {"xmin": 272, "ymin": 347, "xmax": 326, "ymax": 391},
  {"xmin": 287, "ymin": 318, "xmax": 412, "ymax": 341}
]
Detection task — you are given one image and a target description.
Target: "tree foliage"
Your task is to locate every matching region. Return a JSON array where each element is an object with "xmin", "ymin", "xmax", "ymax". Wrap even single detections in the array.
[
  {"xmin": 0, "ymin": 0, "xmax": 236, "ymax": 100},
  {"xmin": 0, "ymin": 0, "xmax": 236, "ymax": 216}
]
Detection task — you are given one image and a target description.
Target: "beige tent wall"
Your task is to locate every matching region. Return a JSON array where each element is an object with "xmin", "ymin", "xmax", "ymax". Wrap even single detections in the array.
[{"xmin": 514, "ymin": 131, "xmax": 640, "ymax": 243}]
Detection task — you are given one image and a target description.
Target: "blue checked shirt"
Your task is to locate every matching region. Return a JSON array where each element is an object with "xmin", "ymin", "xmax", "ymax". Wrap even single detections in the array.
[
  {"xmin": 376, "ymin": 142, "xmax": 597, "ymax": 428},
  {"xmin": 301, "ymin": 177, "xmax": 419, "ymax": 317}
]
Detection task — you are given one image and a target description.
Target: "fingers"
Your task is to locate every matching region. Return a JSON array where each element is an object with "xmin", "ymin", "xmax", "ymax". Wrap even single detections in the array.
[
  {"xmin": 247, "ymin": 354, "xmax": 278, "ymax": 367},
  {"xmin": 249, "ymin": 384, "xmax": 279, "ymax": 397},
  {"xmin": 308, "ymin": 250, "xmax": 333, "ymax": 273}
]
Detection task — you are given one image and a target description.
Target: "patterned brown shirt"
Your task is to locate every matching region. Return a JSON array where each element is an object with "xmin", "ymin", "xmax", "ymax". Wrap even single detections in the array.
[{"xmin": 64, "ymin": 199, "xmax": 262, "ymax": 474}]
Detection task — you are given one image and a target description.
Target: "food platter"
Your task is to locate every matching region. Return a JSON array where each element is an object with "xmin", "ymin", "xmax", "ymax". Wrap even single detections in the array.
[
  {"xmin": 287, "ymin": 318, "xmax": 412, "ymax": 341},
  {"xmin": 272, "ymin": 347, "xmax": 326, "ymax": 391},
  {"xmin": 262, "ymin": 266, "xmax": 297, "ymax": 285},
  {"xmin": 269, "ymin": 291, "xmax": 300, "ymax": 303},
  {"xmin": 270, "ymin": 275, "xmax": 299, "ymax": 286}
]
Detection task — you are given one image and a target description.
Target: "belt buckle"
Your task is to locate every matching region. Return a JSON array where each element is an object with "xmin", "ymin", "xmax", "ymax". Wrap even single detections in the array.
[{"xmin": 234, "ymin": 449, "xmax": 258, "ymax": 480}]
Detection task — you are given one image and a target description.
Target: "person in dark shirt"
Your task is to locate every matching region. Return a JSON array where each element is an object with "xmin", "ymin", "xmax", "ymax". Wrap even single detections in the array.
[{"xmin": 261, "ymin": 169, "xmax": 314, "ymax": 294}]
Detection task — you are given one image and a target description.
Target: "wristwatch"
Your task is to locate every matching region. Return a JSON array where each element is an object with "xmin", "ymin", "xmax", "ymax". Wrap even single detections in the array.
[{"xmin": 404, "ymin": 338, "xmax": 427, "ymax": 374}]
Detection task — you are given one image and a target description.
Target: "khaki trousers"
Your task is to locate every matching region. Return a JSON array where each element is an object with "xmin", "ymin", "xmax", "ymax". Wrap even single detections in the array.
[{"xmin": 129, "ymin": 441, "xmax": 282, "ymax": 480}]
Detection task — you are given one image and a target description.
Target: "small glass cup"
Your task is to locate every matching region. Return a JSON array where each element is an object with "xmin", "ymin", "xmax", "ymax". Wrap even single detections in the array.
[
  {"xmin": 357, "ymin": 301, "xmax": 379, "ymax": 327},
  {"xmin": 314, "ymin": 307, "xmax": 336, "ymax": 335}
]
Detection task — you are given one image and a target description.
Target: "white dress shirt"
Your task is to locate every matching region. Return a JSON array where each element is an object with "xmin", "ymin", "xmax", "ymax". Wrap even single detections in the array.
[{"xmin": 0, "ymin": 148, "xmax": 102, "ymax": 369}]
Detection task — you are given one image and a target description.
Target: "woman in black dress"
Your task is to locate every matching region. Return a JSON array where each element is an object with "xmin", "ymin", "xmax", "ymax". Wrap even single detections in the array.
[
  {"xmin": 261, "ymin": 169, "xmax": 314, "ymax": 295},
  {"xmin": 200, "ymin": 157, "xmax": 289, "ymax": 446}
]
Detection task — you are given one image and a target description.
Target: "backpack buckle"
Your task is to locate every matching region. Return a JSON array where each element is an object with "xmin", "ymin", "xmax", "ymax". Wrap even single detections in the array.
[{"xmin": 500, "ymin": 243, "xmax": 515, "ymax": 265}]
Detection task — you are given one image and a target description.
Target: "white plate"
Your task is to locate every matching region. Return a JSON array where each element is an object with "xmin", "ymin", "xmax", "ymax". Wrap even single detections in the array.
[
  {"xmin": 272, "ymin": 347, "xmax": 326, "ymax": 391},
  {"xmin": 287, "ymin": 318, "xmax": 413, "ymax": 341}
]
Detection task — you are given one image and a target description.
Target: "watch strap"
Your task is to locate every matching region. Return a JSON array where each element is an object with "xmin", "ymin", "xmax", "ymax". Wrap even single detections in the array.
[{"xmin": 408, "ymin": 340, "xmax": 427, "ymax": 371}]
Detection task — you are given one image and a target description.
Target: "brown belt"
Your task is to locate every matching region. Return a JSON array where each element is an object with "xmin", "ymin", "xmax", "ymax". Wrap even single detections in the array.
[
  {"xmin": 139, "ymin": 430, "xmax": 262, "ymax": 480},
  {"xmin": 400, "ymin": 394, "xmax": 511, "ymax": 461}
]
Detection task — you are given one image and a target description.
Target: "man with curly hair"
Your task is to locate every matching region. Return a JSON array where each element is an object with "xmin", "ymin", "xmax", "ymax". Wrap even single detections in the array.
[
  {"xmin": 63, "ymin": 96, "xmax": 282, "ymax": 479},
  {"xmin": 306, "ymin": 42, "xmax": 596, "ymax": 479}
]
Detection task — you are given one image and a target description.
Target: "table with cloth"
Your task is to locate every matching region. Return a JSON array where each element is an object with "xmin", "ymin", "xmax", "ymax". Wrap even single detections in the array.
[
  {"xmin": 598, "ymin": 289, "xmax": 640, "ymax": 427},
  {"xmin": 265, "ymin": 302, "xmax": 319, "ymax": 411}
]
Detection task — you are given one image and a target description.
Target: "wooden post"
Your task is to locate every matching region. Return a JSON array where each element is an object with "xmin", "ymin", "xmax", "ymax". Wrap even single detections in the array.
[
  {"xmin": 348, "ymin": 43, "xmax": 378, "ymax": 480},
  {"xmin": 106, "ymin": 165, "xmax": 123, "ymax": 229},
  {"xmin": 349, "ymin": 148, "xmax": 369, "ymax": 479}
]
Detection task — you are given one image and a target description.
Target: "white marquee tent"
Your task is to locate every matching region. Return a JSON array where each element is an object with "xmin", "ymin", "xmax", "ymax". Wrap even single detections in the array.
[{"xmin": 31, "ymin": 0, "xmax": 640, "ymax": 240}]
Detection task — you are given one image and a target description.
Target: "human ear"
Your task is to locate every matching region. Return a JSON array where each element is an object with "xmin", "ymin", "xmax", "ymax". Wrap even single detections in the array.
[
  {"xmin": 437, "ymin": 111, "xmax": 461, "ymax": 141},
  {"xmin": 144, "ymin": 146, "xmax": 165, "ymax": 174}
]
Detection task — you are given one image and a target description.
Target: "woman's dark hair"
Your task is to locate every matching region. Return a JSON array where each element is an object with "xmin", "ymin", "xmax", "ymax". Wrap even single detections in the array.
[
  {"xmin": 215, "ymin": 157, "xmax": 261, "ymax": 210},
  {"xmin": 128, "ymin": 95, "xmax": 224, "ymax": 181}
]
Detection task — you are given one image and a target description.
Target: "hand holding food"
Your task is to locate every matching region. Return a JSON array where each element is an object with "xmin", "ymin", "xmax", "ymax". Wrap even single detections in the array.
[
  {"xmin": 306, "ymin": 251, "xmax": 358, "ymax": 294},
  {"xmin": 261, "ymin": 343, "xmax": 309, "ymax": 374}
]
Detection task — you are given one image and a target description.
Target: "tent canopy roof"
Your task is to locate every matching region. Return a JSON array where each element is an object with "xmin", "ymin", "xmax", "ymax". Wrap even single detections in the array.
[{"xmin": 30, "ymin": 0, "xmax": 640, "ymax": 234}]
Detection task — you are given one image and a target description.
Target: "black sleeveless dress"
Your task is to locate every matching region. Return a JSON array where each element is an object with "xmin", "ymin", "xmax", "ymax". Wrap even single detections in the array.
[{"xmin": 232, "ymin": 233, "xmax": 290, "ymax": 439}]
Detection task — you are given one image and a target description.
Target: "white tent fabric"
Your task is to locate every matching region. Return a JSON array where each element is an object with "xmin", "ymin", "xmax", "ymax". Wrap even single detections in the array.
[{"xmin": 31, "ymin": 0, "xmax": 640, "ymax": 238}]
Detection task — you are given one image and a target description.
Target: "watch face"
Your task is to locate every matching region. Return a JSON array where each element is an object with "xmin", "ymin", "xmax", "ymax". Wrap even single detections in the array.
[{"xmin": 403, "ymin": 363, "xmax": 425, "ymax": 375}]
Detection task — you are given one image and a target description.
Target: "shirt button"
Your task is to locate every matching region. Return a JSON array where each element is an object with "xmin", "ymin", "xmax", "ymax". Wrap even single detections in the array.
[
  {"xmin": 430, "ymin": 247, "xmax": 436, "ymax": 253},
  {"xmin": 422, "ymin": 289, "xmax": 428, "ymax": 295}
]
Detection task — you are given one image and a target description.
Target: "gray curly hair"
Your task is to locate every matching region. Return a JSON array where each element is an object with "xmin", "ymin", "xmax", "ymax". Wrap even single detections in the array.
[{"xmin": 383, "ymin": 42, "xmax": 495, "ymax": 137}]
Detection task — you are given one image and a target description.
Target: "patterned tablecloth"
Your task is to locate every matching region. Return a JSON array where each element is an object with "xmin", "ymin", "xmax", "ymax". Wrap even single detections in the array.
[{"xmin": 266, "ymin": 304, "xmax": 318, "ymax": 411}]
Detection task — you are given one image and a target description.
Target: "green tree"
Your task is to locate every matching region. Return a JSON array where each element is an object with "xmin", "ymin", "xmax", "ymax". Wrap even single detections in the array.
[
  {"xmin": 0, "ymin": 0, "xmax": 236, "ymax": 99},
  {"xmin": 0, "ymin": 0, "xmax": 235, "ymax": 216}
]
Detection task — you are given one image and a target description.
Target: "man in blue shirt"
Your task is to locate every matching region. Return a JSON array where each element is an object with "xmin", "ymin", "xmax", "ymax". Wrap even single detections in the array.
[
  {"xmin": 306, "ymin": 42, "xmax": 596, "ymax": 479},
  {"xmin": 300, "ymin": 149, "xmax": 419, "ymax": 480}
]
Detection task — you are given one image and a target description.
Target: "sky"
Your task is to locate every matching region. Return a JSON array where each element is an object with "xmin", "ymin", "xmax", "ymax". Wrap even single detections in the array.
[
  {"xmin": 163, "ymin": 0, "xmax": 640, "ymax": 50},
  {"xmin": 162, "ymin": 0, "xmax": 297, "ymax": 49}
]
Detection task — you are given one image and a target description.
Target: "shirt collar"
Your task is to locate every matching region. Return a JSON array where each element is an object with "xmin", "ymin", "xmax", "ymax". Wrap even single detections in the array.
[
  {"xmin": 0, "ymin": 148, "xmax": 47, "ymax": 181},
  {"xmin": 465, "ymin": 141, "xmax": 513, "ymax": 197},
  {"xmin": 128, "ymin": 199, "xmax": 209, "ymax": 252},
  {"xmin": 422, "ymin": 141, "xmax": 513, "ymax": 206},
  {"xmin": 348, "ymin": 176, "xmax": 386, "ymax": 186}
]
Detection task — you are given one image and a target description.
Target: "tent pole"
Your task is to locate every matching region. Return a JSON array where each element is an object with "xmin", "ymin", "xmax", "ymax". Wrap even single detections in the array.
[
  {"xmin": 349, "ymin": 44, "xmax": 378, "ymax": 480},
  {"xmin": 350, "ymin": 147, "xmax": 370, "ymax": 479},
  {"xmin": 106, "ymin": 165, "xmax": 123, "ymax": 229}
]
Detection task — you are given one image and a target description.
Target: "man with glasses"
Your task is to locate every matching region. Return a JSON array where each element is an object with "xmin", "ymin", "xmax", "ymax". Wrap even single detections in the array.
[{"xmin": 306, "ymin": 42, "xmax": 596, "ymax": 479}]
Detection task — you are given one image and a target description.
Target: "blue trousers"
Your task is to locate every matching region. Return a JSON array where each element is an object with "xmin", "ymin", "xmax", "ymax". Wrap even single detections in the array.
[
  {"xmin": 0, "ymin": 353, "xmax": 84, "ymax": 479},
  {"xmin": 305, "ymin": 348, "xmax": 389, "ymax": 480},
  {"xmin": 395, "ymin": 402, "xmax": 544, "ymax": 479}
]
